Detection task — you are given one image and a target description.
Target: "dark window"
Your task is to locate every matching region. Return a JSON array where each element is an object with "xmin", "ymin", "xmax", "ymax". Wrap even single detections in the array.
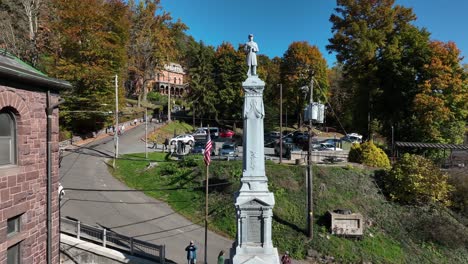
[
  {"xmin": 0, "ymin": 111, "xmax": 16, "ymax": 165},
  {"xmin": 7, "ymin": 215, "xmax": 20, "ymax": 237},
  {"xmin": 7, "ymin": 243, "xmax": 20, "ymax": 264},
  {"xmin": 173, "ymin": 77, "xmax": 176, "ymax": 83}
]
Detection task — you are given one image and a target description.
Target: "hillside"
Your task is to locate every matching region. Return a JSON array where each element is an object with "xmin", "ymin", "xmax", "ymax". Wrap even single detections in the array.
[{"xmin": 112, "ymin": 153, "xmax": 468, "ymax": 263}]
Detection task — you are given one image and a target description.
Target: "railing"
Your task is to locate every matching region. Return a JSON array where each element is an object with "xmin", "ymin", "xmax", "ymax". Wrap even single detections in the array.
[{"xmin": 61, "ymin": 217, "xmax": 165, "ymax": 264}]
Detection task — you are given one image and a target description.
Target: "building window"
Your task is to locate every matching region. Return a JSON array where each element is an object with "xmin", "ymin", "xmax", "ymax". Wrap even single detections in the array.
[
  {"xmin": 173, "ymin": 77, "xmax": 176, "ymax": 84},
  {"xmin": 7, "ymin": 243, "xmax": 20, "ymax": 264},
  {"xmin": 0, "ymin": 110, "xmax": 16, "ymax": 165},
  {"xmin": 7, "ymin": 215, "xmax": 21, "ymax": 237}
]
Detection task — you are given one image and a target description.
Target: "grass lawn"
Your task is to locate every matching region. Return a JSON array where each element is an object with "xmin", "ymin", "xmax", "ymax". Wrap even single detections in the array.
[
  {"xmin": 111, "ymin": 153, "xmax": 468, "ymax": 263},
  {"xmin": 148, "ymin": 121, "xmax": 194, "ymax": 144}
]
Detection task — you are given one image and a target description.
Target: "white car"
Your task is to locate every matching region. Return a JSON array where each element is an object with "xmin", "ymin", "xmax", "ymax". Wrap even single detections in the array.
[
  {"xmin": 58, "ymin": 183, "xmax": 65, "ymax": 200},
  {"xmin": 318, "ymin": 143, "xmax": 343, "ymax": 151},
  {"xmin": 169, "ymin": 134, "xmax": 195, "ymax": 145},
  {"xmin": 342, "ymin": 133, "xmax": 363, "ymax": 143}
]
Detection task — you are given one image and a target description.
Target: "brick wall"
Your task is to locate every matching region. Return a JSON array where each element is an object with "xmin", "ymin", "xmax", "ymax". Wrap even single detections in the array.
[{"xmin": 0, "ymin": 86, "xmax": 60, "ymax": 264}]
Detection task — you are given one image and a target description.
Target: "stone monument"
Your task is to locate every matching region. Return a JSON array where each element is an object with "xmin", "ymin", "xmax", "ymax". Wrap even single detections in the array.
[{"xmin": 230, "ymin": 34, "xmax": 280, "ymax": 264}]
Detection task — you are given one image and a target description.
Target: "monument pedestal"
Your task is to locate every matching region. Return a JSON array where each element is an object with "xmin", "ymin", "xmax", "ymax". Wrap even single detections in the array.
[{"xmin": 230, "ymin": 76, "xmax": 280, "ymax": 264}]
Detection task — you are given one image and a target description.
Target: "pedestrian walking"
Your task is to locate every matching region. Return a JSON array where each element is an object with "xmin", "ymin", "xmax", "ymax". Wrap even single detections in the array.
[
  {"xmin": 185, "ymin": 240, "xmax": 197, "ymax": 264},
  {"xmin": 217, "ymin": 250, "xmax": 225, "ymax": 264},
  {"xmin": 281, "ymin": 251, "xmax": 291, "ymax": 264},
  {"xmin": 164, "ymin": 138, "xmax": 169, "ymax": 152}
]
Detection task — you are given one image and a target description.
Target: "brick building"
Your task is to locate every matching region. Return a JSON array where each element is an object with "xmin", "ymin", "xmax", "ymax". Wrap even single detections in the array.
[
  {"xmin": 153, "ymin": 63, "xmax": 188, "ymax": 98},
  {"xmin": 0, "ymin": 51, "xmax": 71, "ymax": 263}
]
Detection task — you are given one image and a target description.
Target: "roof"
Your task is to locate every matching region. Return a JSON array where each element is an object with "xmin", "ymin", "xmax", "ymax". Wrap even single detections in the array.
[
  {"xmin": 395, "ymin": 141, "xmax": 468, "ymax": 150},
  {"xmin": 0, "ymin": 49, "xmax": 72, "ymax": 91}
]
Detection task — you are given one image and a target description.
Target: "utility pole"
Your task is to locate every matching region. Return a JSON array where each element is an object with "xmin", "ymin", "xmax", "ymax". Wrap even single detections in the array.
[
  {"xmin": 114, "ymin": 75, "xmax": 119, "ymax": 168},
  {"xmin": 307, "ymin": 76, "xmax": 313, "ymax": 239},
  {"xmin": 145, "ymin": 107, "xmax": 148, "ymax": 159},
  {"xmin": 279, "ymin": 84, "xmax": 283, "ymax": 164}
]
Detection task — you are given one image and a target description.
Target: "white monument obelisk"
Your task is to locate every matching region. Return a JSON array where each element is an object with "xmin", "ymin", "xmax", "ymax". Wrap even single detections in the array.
[{"xmin": 230, "ymin": 34, "xmax": 280, "ymax": 264}]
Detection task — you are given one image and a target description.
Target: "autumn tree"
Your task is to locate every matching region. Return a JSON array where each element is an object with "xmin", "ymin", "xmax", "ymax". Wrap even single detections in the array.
[
  {"xmin": 280, "ymin": 41, "xmax": 329, "ymax": 126},
  {"xmin": 328, "ymin": 0, "xmax": 467, "ymax": 145},
  {"xmin": 127, "ymin": 0, "xmax": 186, "ymax": 104},
  {"xmin": 411, "ymin": 41, "xmax": 468, "ymax": 144},
  {"xmin": 258, "ymin": 55, "xmax": 282, "ymax": 131},
  {"xmin": 43, "ymin": 0, "xmax": 130, "ymax": 132}
]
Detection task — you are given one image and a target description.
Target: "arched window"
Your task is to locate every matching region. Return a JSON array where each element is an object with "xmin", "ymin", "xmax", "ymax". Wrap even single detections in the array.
[
  {"xmin": 0, "ymin": 110, "xmax": 16, "ymax": 165},
  {"xmin": 173, "ymin": 77, "xmax": 176, "ymax": 84}
]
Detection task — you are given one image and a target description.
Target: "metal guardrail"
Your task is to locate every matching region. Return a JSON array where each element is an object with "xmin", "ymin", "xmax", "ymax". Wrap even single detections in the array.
[{"xmin": 61, "ymin": 217, "xmax": 165, "ymax": 263}]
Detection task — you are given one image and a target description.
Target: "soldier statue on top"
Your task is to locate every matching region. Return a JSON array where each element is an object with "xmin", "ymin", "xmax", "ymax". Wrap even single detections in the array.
[{"xmin": 244, "ymin": 34, "xmax": 259, "ymax": 76}]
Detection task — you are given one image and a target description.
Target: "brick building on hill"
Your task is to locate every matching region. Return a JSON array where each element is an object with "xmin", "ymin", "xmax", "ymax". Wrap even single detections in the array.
[
  {"xmin": 153, "ymin": 62, "xmax": 188, "ymax": 98},
  {"xmin": 0, "ymin": 50, "xmax": 71, "ymax": 263}
]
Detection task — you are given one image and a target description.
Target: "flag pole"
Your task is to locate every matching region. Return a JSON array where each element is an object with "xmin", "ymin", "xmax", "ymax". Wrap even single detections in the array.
[
  {"xmin": 204, "ymin": 126, "xmax": 211, "ymax": 264},
  {"xmin": 204, "ymin": 163, "xmax": 209, "ymax": 264}
]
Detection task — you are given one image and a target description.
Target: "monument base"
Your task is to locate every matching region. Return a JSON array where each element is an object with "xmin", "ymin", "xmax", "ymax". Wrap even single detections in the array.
[{"xmin": 231, "ymin": 246, "xmax": 280, "ymax": 264}]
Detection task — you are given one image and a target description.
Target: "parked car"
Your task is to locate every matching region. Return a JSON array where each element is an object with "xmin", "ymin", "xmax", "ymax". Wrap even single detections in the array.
[
  {"xmin": 274, "ymin": 138, "xmax": 301, "ymax": 157},
  {"xmin": 169, "ymin": 134, "xmax": 195, "ymax": 145},
  {"xmin": 219, "ymin": 142, "xmax": 238, "ymax": 157},
  {"xmin": 266, "ymin": 131, "xmax": 281, "ymax": 138},
  {"xmin": 192, "ymin": 128, "xmax": 207, "ymax": 137},
  {"xmin": 191, "ymin": 141, "xmax": 215, "ymax": 155},
  {"xmin": 219, "ymin": 129, "xmax": 235, "ymax": 138},
  {"xmin": 58, "ymin": 183, "xmax": 65, "ymax": 200},
  {"xmin": 192, "ymin": 127, "xmax": 219, "ymax": 138},
  {"xmin": 341, "ymin": 133, "xmax": 363, "ymax": 143},
  {"xmin": 317, "ymin": 143, "xmax": 343, "ymax": 151}
]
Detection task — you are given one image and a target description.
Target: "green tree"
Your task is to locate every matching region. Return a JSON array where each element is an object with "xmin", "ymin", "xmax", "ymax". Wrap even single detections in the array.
[
  {"xmin": 327, "ymin": 0, "xmax": 417, "ymax": 136},
  {"xmin": 186, "ymin": 41, "xmax": 217, "ymax": 122},
  {"xmin": 280, "ymin": 41, "xmax": 329, "ymax": 127},
  {"xmin": 213, "ymin": 42, "xmax": 246, "ymax": 125}
]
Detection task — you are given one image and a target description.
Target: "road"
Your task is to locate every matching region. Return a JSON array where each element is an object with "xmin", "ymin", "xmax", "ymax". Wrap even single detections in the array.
[{"xmin": 60, "ymin": 123, "xmax": 233, "ymax": 264}]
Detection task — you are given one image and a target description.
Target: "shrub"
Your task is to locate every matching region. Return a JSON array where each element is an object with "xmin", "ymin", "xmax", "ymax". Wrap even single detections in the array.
[
  {"xmin": 348, "ymin": 141, "xmax": 390, "ymax": 168},
  {"xmin": 448, "ymin": 170, "xmax": 468, "ymax": 216},
  {"xmin": 383, "ymin": 153, "xmax": 452, "ymax": 205}
]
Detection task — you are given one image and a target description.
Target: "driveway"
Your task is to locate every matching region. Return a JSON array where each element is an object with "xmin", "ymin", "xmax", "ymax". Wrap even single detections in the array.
[{"xmin": 60, "ymin": 123, "xmax": 233, "ymax": 263}]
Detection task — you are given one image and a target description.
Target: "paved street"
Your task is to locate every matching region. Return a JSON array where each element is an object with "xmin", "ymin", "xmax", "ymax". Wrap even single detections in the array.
[{"xmin": 60, "ymin": 123, "xmax": 233, "ymax": 264}]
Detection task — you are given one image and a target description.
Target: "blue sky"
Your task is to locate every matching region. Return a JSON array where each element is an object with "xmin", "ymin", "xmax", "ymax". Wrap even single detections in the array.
[{"xmin": 160, "ymin": 0, "xmax": 467, "ymax": 67}]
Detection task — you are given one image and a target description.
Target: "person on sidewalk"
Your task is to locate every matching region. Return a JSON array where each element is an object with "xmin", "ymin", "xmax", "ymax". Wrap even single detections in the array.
[
  {"xmin": 185, "ymin": 240, "xmax": 197, "ymax": 264},
  {"xmin": 281, "ymin": 251, "xmax": 291, "ymax": 264},
  {"xmin": 164, "ymin": 138, "xmax": 169, "ymax": 152},
  {"xmin": 217, "ymin": 250, "xmax": 225, "ymax": 264}
]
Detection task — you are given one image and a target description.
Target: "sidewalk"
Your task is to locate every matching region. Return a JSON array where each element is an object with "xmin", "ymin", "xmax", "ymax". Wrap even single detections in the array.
[{"xmin": 61, "ymin": 120, "xmax": 153, "ymax": 149}]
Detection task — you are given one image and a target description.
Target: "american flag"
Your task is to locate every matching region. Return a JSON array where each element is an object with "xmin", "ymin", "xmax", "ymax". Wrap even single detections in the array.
[{"xmin": 204, "ymin": 132, "xmax": 213, "ymax": 166}]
